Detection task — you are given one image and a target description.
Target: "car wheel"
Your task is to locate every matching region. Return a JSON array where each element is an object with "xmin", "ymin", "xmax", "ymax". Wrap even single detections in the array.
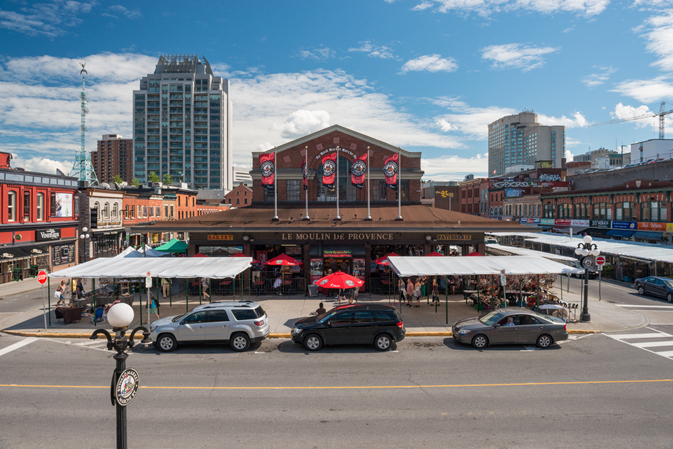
[
  {"xmin": 471, "ymin": 334, "xmax": 488, "ymax": 349},
  {"xmin": 230, "ymin": 333, "xmax": 251, "ymax": 352},
  {"xmin": 303, "ymin": 334, "xmax": 323, "ymax": 351},
  {"xmin": 668, "ymin": 293, "xmax": 673, "ymax": 303},
  {"xmin": 536, "ymin": 334, "xmax": 553, "ymax": 349},
  {"xmin": 374, "ymin": 333, "xmax": 393, "ymax": 351},
  {"xmin": 157, "ymin": 334, "xmax": 177, "ymax": 352},
  {"xmin": 638, "ymin": 286, "xmax": 645, "ymax": 295}
]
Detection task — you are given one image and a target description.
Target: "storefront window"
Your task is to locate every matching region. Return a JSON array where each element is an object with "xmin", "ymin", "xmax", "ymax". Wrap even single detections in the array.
[
  {"xmin": 37, "ymin": 193, "xmax": 44, "ymax": 221},
  {"xmin": 543, "ymin": 203, "xmax": 555, "ymax": 218},
  {"xmin": 287, "ymin": 180, "xmax": 300, "ymax": 201},
  {"xmin": 593, "ymin": 202, "xmax": 612, "ymax": 220},
  {"xmin": 8, "ymin": 191, "xmax": 16, "ymax": 221},
  {"xmin": 23, "ymin": 191, "xmax": 30, "ymax": 221},
  {"xmin": 316, "ymin": 158, "xmax": 357, "ymax": 202},
  {"xmin": 641, "ymin": 201, "xmax": 667, "ymax": 222},
  {"xmin": 615, "ymin": 202, "xmax": 635, "ymax": 221}
]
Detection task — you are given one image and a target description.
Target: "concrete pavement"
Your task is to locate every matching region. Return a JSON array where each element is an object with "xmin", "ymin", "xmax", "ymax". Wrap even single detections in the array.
[{"xmin": 0, "ymin": 282, "xmax": 648, "ymax": 338}]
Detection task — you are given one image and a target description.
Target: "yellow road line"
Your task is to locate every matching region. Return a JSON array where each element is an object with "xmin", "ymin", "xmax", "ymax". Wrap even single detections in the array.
[{"xmin": 1, "ymin": 378, "xmax": 672, "ymax": 391}]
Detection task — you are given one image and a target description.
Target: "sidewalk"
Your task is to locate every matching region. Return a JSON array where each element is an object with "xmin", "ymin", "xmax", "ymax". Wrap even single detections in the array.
[
  {"xmin": 0, "ymin": 277, "xmax": 43, "ymax": 297},
  {"xmin": 0, "ymin": 286, "xmax": 649, "ymax": 338}
]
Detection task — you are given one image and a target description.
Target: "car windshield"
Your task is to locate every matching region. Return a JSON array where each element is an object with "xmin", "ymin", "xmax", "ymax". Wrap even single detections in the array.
[
  {"xmin": 479, "ymin": 311, "xmax": 504, "ymax": 325},
  {"xmin": 664, "ymin": 280, "xmax": 673, "ymax": 289},
  {"xmin": 171, "ymin": 313, "xmax": 186, "ymax": 323},
  {"xmin": 317, "ymin": 311, "xmax": 337, "ymax": 323}
]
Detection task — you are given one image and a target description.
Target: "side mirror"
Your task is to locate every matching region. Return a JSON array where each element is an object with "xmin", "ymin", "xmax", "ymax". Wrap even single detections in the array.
[
  {"xmin": 325, "ymin": 321, "xmax": 332, "ymax": 327},
  {"xmin": 493, "ymin": 323, "xmax": 501, "ymax": 328}
]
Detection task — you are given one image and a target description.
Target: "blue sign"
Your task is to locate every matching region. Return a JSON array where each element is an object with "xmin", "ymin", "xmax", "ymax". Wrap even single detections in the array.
[{"xmin": 611, "ymin": 221, "xmax": 637, "ymax": 230}]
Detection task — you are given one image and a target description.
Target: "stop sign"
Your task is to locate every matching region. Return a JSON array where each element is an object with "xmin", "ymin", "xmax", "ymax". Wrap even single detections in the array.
[
  {"xmin": 37, "ymin": 271, "xmax": 48, "ymax": 284},
  {"xmin": 595, "ymin": 256, "xmax": 606, "ymax": 266}
]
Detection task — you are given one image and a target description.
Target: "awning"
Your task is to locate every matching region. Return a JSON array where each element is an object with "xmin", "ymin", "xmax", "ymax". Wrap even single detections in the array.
[
  {"xmin": 552, "ymin": 226, "xmax": 589, "ymax": 235},
  {"xmin": 586, "ymin": 228, "xmax": 611, "ymax": 237},
  {"xmin": 48, "ymin": 257, "xmax": 252, "ymax": 279},
  {"xmin": 387, "ymin": 255, "xmax": 584, "ymax": 277},
  {"xmin": 606, "ymin": 230, "xmax": 635, "ymax": 238},
  {"xmin": 632, "ymin": 231, "xmax": 664, "ymax": 241},
  {"xmin": 0, "ymin": 244, "xmax": 51, "ymax": 261},
  {"xmin": 486, "ymin": 244, "xmax": 579, "ymax": 263}
]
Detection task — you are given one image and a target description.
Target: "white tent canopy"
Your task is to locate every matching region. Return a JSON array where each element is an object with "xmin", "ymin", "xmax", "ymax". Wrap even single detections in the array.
[
  {"xmin": 114, "ymin": 247, "xmax": 143, "ymax": 258},
  {"xmin": 387, "ymin": 256, "xmax": 584, "ymax": 277},
  {"xmin": 48, "ymin": 257, "xmax": 253, "ymax": 279},
  {"xmin": 486, "ymin": 244, "xmax": 579, "ymax": 263},
  {"xmin": 137, "ymin": 246, "xmax": 168, "ymax": 257}
]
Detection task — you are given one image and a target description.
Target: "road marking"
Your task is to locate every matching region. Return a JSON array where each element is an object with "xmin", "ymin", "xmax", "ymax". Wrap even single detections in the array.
[
  {"xmin": 615, "ymin": 304, "xmax": 673, "ymax": 308},
  {"xmin": 607, "ymin": 332, "xmax": 671, "ymax": 339},
  {"xmin": 657, "ymin": 351, "xmax": 673, "ymax": 357},
  {"xmin": 0, "ymin": 337, "xmax": 37, "ymax": 357},
  {"xmin": 2, "ymin": 379, "xmax": 673, "ymax": 391},
  {"xmin": 606, "ymin": 331, "xmax": 673, "ymax": 361},
  {"xmin": 632, "ymin": 341, "xmax": 673, "ymax": 348}
]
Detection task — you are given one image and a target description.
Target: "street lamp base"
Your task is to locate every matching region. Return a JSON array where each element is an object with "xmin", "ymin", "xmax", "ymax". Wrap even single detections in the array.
[{"xmin": 580, "ymin": 311, "xmax": 591, "ymax": 322}]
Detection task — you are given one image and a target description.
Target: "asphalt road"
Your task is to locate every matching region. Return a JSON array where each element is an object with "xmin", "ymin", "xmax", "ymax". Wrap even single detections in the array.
[{"xmin": 1, "ymin": 331, "xmax": 672, "ymax": 449}]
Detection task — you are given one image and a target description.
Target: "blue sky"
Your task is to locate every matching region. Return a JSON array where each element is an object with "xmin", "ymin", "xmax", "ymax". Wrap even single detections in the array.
[{"xmin": 1, "ymin": 0, "xmax": 673, "ymax": 180}]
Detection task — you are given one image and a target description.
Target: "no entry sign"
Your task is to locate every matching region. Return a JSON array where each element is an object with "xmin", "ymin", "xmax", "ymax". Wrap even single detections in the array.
[
  {"xmin": 595, "ymin": 256, "xmax": 606, "ymax": 266},
  {"xmin": 37, "ymin": 271, "xmax": 47, "ymax": 284}
]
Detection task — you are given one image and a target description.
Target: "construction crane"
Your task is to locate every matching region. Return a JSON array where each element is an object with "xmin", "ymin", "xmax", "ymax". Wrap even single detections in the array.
[{"xmin": 588, "ymin": 101, "xmax": 673, "ymax": 139}]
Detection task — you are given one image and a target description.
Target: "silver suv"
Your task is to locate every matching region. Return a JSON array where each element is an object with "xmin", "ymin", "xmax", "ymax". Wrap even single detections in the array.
[{"xmin": 150, "ymin": 301, "xmax": 270, "ymax": 352}]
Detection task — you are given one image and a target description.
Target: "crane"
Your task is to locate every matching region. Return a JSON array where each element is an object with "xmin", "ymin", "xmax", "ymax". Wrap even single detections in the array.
[{"xmin": 588, "ymin": 101, "xmax": 673, "ymax": 139}]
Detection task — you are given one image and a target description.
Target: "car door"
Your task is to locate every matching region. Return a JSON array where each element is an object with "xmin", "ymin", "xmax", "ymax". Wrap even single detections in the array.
[
  {"xmin": 518, "ymin": 315, "xmax": 545, "ymax": 344},
  {"xmin": 350, "ymin": 311, "xmax": 377, "ymax": 344},
  {"xmin": 176, "ymin": 311, "xmax": 206, "ymax": 342},
  {"xmin": 490, "ymin": 315, "xmax": 519, "ymax": 344},
  {"xmin": 202, "ymin": 310, "xmax": 231, "ymax": 342},
  {"xmin": 642, "ymin": 277, "xmax": 655, "ymax": 295},
  {"xmin": 323, "ymin": 312, "xmax": 353, "ymax": 345},
  {"xmin": 652, "ymin": 279, "xmax": 666, "ymax": 298}
]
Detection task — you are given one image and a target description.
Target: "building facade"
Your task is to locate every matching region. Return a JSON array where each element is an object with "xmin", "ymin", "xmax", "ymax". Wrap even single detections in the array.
[
  {"xmin": 488, "ymin": 111, "xmax": 565, "ymax": 176},
  {"xmin": 224, "ymin": 183, "xmax": 252, "ymax": 207},
  {"xmin": 631, "ymin": 139, "xmax": 673, "ymax": 164},
  {"xmin": 133, "ymin": 54, "xmax": 232, "ymax": 190},
  {"xmin": 91, "ymin": 134, "xmax": 133, "ymax": 184}
]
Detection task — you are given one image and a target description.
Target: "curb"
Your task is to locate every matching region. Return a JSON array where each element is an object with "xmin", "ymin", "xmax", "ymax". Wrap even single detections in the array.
[{"xmin": 2, "ymin": 329, "xmax": 601, "ymax": 339}]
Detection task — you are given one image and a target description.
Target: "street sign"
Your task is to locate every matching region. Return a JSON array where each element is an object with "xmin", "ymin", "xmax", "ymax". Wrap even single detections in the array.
[
  {"xmin": 37, "ymin": 271, "xmax": 47, "ymax": 284},
  {"xmin": 597, "ymin": 264, "xmax": 603, "ymax": 271},
  {"xmin": 145, "ymin": 277, "xmax": 152, "ymax": 288},
  {"xmin": 596, "ymin": 256, "xmax": 606, "ymax": 266}
]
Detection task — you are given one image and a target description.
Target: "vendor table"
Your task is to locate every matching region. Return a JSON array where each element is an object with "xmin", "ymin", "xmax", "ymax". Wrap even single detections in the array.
[{"xmin": 55, "ymin": 307, "xmax": 82, "ymax": 324}]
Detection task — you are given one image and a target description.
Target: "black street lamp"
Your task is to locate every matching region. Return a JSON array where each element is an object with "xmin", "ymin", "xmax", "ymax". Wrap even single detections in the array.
[
  {"xmin": 90, "ymin": 303, "xmax": 151, "ymax": 449},
  {"xmin": 574, "ymin": 235, "xmax": 600, "ymax": 322}
]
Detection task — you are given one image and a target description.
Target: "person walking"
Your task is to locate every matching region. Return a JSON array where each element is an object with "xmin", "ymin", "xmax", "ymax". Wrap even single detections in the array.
[
  {"xmin": 430, "ymin": 276, "xmax": 440, "ymax": 306},
  {"xmin": 55, "ymin": 281, "xmax": 67, "ymax": 307},
  {"xmin": 149, "ymin": 295, "xmax": 160, "ymax": 321},
  {"xmin": 398, "ymin": 278, "xmax": 406, "ymax": 304},
  {"xmin": 406, "ymin": 278, "xmax": 414, "ymax": 307},
  {"xmin": 201, "ymin": 277, "xmax": 210, "ymax": 301},
  {"xmin": 161, "ymin": 278, "xmax": 171, "ymax": 299},
  {"xmin": 420, "ymin": 276, "xmax": 427, "ymax": 301},
  {"xmin": 414, "ymin": 279, "xmax": 422, "ymax": 308}
]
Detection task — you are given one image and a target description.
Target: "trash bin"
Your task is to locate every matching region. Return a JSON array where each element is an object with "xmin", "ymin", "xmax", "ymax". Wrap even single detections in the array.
[
  {"xmin": 29, "ymin": 264, "xmax": 38, "ymax": 277},
  {"xmin": 12, "ymin": 267, "xmax": 22, "ymax": 281}
]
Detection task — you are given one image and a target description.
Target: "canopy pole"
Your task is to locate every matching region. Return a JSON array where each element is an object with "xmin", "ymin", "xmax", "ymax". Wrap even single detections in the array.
[
  {"xmin": 112, "ymin": 278, "xmax": 115, "ymax": 301},
  {"xmin": 536, "ymin": 274, "xmax": 540, "ymax": 311},
  {"xmin": 336, "ymin": 146, "xmax": 340, "ymax": 220},
  {"xmin": 199, "ymin": 278, "xmax": 202, "ymax": 305},
  {"xmin": 92, "ymin": 278, "xmax": 95, "ymax": 310},
  {"xmin": 138, "ymin": 278, "xmax": 143, "ymax": 325},
  {"xmin": 209, "ymin": 279, "xmax": 212, "ymax": 303},
  {"xmin": 477, "ymin": 275, "xmax": 480, "ymax": 312},
  {"xmin": 233, "ymin": 274, "xmax": 236, "ymax": 302},
  {"xmin": 366, "ymin": 147, "xmax": 371, "ymax": 220},
  {"xmin": 186, "ymin": 279, "xmax": 189, "ymax": 313},
  {"xmin": 48, "ymin": 276, "xmax": 51, "ymax": 326},
  {"xmin": 170, "ymin": 278, "xmax": 172, "ymax": 307},
  {"xmin": 445, "ymin": 276, "xmax": 448, "ymax": 324}
]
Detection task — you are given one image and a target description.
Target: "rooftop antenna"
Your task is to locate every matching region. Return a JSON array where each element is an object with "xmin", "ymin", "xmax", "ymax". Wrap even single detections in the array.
[{"xmin": 70, "ymin": 62, "xmax": 98, "ymax": 186}]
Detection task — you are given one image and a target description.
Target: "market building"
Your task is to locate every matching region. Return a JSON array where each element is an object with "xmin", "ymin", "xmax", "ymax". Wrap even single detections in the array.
[{"xmin": 133, "ymin": 125, "xmax": 530, "ymax": 292}]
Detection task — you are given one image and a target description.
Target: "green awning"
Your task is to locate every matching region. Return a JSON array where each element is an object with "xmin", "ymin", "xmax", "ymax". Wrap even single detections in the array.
[{"xmin": 154, "ymin": 238, "xmax": 188, "ymax": 254}]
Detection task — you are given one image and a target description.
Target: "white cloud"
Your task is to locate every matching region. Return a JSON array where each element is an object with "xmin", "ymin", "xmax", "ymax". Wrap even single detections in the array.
[
  {"xmin": 537, "ymin": 111, "xmax": 588, "ymax": 128},
  {"xmin": 431, "ymin": 97, "xmax": 516, "ymax": 139},
  {"xmin": 435, "ymin": 118, "xmax": 452, "ymax": 132},
  {"xmin": 564, "ymin": 150, "xmax": 574, "ymax": 162},
  {"xmin": 421, "ymin": 153, "xmax": 489, "ymax": 180},
  {"xmin": 0, "ymin": 0, "xmax": 94, "ymax": 37},
  {"xmin": 297, "ymin": 47, "xmax": 334, "ymax": 61},
  {"xmin": 108, "ymin": 5, "xmax": 142, "ymax": 19},
  {"xmin": 12, "ymin": 154, "xmax": 73, "ymax": 175},
  {"xmin": 408, "ymin": 0, "xmax": 609, "ymax": 17},
  {"xmin": 636, "ymin": 10, "xmax": 673, "ymax": 71},
  {"xmin": 348, "ymin": 41, "xmax": 396, "ymax": 59},
  {"xmin": 581, "ymin": 66, "xmax": 616, "ymax": 87},
  {"xmin": 400, "ymin": 54, "xmax": 458, "ymax": 73},
  {"xmin": 481, "ymin": 43, "xmax": 560, "ymax": 71},
  {"xmin": 611, "ymin": 76, "xmax": 673, "ymax": 102},
  {"xmin": 612, "ymin": 102, "xmax": 652, "ymax": 121},
  {"xmin": 273, "ymin": 110, "xmax": 331, "ymax": 139}
]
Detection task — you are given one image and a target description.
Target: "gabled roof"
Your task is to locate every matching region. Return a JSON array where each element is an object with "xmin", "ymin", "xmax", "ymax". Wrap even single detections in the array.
[{"xmin": 253, "ymin": 124, "xmax": 421, "ymax": 158}]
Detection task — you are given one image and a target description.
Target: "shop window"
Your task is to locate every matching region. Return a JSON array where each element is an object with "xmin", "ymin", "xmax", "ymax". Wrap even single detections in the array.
[
  {"xmin": 8, "ymin": 191, "xmax": 16, "ymax": 221},
  {"xmin": 286, "ymin": 180, "xmax": 300, "ymax": 201},
  {"xmin": 23, "ymin": 191, "xmax": 30, "ymax": 221},
  {"xmin": 641, "ymin": 201, "xmax": 667, "ymax": 222},
  {"xmin": 37, "ymin": 193, "xmax": 44, "ymax": 221},
  {"xmin": 615, "ymin": 202, "xmax": 635, "ymax": 221}
]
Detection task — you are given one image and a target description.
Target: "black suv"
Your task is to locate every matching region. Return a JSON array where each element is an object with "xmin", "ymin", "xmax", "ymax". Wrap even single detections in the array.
[{"xmin": 291, "ymin": 304, "xmax": 405, "ymax": 351}]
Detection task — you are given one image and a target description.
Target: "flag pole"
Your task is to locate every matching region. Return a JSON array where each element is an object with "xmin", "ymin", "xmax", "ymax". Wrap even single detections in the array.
[
  {"xmin": 336, "ymin": 146, "xmax": 341, "ymax": 221},
  {"xmin": 396, "ymin": 148, "xmax": 403, "ymax": 221},
  {"xmin": 272, "ymin": 148, "xmax": 278, "ymax": 221},
  {"xmin": 365, "ymin": 146, "xmax": 372, "ymax": 221},
  {"xmin": 304, "ymin": 146, "xmax": 309, "ymax": 220}
]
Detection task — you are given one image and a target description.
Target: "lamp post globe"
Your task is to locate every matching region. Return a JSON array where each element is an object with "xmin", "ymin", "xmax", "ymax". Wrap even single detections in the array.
[
  {"xmin": 107, "ymin": 303, "xmax": 134, "ymax": 328},
  {"xmin": 575, "ymin": 247, "xmax": 582, "ymax": 255},
  {"xmin": 82, "ymin": 227, "xmax": 88, "ymax": 232},
  {"xmin": 583, "ymin": 235, "xmax": 593, "ymax": 244}
]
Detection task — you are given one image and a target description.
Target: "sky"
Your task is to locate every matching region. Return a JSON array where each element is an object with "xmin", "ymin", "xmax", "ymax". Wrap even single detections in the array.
[{"xmin": 1, "ymin": 0, "xmax": 673, "ymax": 181}]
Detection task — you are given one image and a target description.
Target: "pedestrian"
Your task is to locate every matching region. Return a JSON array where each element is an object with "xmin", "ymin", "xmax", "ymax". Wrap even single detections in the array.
[
  {"xmin": 273, "ymin": 275, "xmax": 283, "ymax": 295},
  {"xmin": 148, "ymin": 294, "xmax": 160, "ymax": 321},
  {"xmin": 406, "ymin": 278, "xmax": 414, "ymax": 307},
  {"xmin": 76, "ymin": 279, "xmax": 85, "ymax": 299},
  {"xmin": 55, "ymin": 281, "xmax": 67, "ymax": 306},
  {"xmin": 201, "ymin": 277, "xmax": 210, "ymax": 301},
  {"xmin": 398, "ymin": 278, "xmax": 406, "ymax": 304},
  {"xmin": 420, "ymin": 276, "xmax": 427, "ymax": 301},
  {"xmin": 430, "ymin": 277, "xmax": 440, "ymax": 306},
  {"xmin": 161, "ymin": 277, "xmax": 171, "ymax": 299},
  {"xmin": 414, "ymin": 279, "xmax": 422, "ymax": 307}
]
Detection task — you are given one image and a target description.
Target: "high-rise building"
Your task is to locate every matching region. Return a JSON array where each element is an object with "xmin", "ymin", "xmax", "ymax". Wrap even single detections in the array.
[
  {"xmin": 488, "ymin": 111, "xmax": 565, "ymax": 176},
  {"xmin": 133, "ymin": 54, "xmax": 232, "ymax": 190},
  {"xmin": 91, "ymin": 134, "xmax": 133, "ymax": 184}
]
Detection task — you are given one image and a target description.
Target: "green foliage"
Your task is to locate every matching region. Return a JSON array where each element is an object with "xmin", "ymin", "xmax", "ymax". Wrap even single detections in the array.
[
  {"xmin": 130, "ymin": 178, "xmax": 141, "ymax": 186},
  {"xmin": 112, "ymin": 174, "xmax": 123, "ymax": 184},
  {"xmin": 163, "ymin": 173, "xmax": 173, "ymax": 185},
  {"xmin": 148, "ymin": 172, "xmax": 160, "ymax": 183}
]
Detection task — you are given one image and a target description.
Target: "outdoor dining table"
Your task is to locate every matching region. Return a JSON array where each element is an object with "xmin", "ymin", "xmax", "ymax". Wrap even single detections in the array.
[{"xmin": 55, "ymin": 307, "xmax": 82, "ymax": 324}]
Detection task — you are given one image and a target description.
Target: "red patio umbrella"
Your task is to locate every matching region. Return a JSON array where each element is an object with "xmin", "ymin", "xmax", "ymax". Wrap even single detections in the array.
[
  {"xmin": 466, "ymin": 251, "xmax": 484, "ymax": 256},
  {"xmin": 373, "ymin": 252, "xmax": 399, "ymax": 266},
  {"xmin": 265, "ymin": 254, "xmax": 301, "ymax": 266},
  {"xmin": 192, "ymin": 253, "xmax": 208, "ymax": 257},
  {"xmin": 314, "ymin": 271, "xmax": 364, "ymax": 289},
  {"xmin": 425, "ymin": 251, "xmax": 444, "ymax": 257},
  {"xmin": 231, "ymin": 252, "xmax": 260, "ymax": 264}
]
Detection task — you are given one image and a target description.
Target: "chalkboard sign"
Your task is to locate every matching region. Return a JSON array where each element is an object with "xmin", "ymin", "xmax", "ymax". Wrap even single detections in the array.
[{"xmin": 308, "ymin": 285, "xmax": 318, "ymax": 297}]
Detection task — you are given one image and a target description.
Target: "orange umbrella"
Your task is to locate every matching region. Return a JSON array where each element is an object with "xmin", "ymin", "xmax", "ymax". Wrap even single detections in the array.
[
  {"xmin": 231, "ymin": 252, "xmax": 260, "ymax": 264},
  {"xmin": 314, "ymin": 271, "xmax": 364, "ymax": 289},
  {"xmin": 373, "ymin": 252, "xmax": 399, "ymax": 266},
  {"xmin": 265, "ymin": 254, "xmax": 301, "ymax": 266}
]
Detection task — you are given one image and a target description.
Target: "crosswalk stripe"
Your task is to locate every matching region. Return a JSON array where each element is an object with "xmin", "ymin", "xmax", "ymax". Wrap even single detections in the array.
[
  {"xmin": 607, "ymin": 332, "xmax": 671, "ymax": 340},
  {"xmin": 0, "ymin": 337, "xmax": 38, "ymax": 357},
  {"xmin": 655, "ymin": 351, "xmax": 673, "ymax": 357},
  {"xmin": 632, "ymin": 341, "xmax": 673, "ymax": 348},
  {"xmin": 615, "ymin": 304, "xmax": 673, "ymax": 308}
]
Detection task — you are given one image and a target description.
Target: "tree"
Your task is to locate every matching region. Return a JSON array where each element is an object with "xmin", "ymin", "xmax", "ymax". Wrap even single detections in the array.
[
  {"xmin": 148, "ymin": 172, "xmax": 160, "ymax": 183},
  {"xmin": 112, "ymin": 174, "xmax": 123, "ymax": 184},
  {"xmin": 130, "ymin": 178, "xmax": 141, "ymax": 186},
  {"xmin": 163, "ymin": 173, "xmax": 173, "ymax": 185}
]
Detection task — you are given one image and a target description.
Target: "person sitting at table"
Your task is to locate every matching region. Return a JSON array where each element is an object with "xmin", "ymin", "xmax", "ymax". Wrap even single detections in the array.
[
  {"xmin": 273, "ymin": 275, "xmax": 283, "ymax": 295},
  {"xmin": 313, "ymin": 302, "xmax": 326, "ymax": 316}
]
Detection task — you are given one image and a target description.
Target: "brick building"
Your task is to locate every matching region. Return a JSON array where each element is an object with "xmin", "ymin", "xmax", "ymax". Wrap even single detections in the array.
[
  {"xmin": 92, "ymin": 134, "xmax": 133, "ymax": 184},
  {"xmin": 224, "ymin": 182, "xmax": 252, "ymax": 207}
]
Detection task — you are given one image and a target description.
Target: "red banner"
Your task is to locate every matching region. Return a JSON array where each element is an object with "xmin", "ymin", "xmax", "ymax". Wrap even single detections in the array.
[
  {"xmin": 350, "ymin": 153, "xmax": 367, "ymax": 189},
  {"xmin": 260, "ymin": 153, "xmax": 275, "ymax": 186},
  {"xmin": 301, "ymin": 160, "xmax": 308, "ymax": 190},
  {"xmin": 383, "ymin": 153, "xmax": 398, "ymax": 189},
  {"xmin": 322, "ymin": 153, "xmax": 337, "ymax": 187}
]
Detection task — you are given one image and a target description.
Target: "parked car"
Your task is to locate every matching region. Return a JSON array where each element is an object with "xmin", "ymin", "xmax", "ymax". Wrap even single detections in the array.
[
  {"xmin": 635, "ymin": 276, "xmax": 673, "ymax": 302},
  {"xmin": 291, "ymin": 304, "xmax": 405, "ymax": 351},
  {"xmin": 150, "ymin": 301, "xmax": 270, "ymax": 352},
  {"xmin": 452, "ymin": 308, "xmax": 568, "ymax": 349}
]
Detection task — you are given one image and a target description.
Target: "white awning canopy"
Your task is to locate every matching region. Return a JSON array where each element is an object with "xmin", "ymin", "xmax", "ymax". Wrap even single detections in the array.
[
  {"xmin": 387, "ymin": 256, "xmax": 584, "ymax": 277},
  {"xmin": 48, "ymin": 257, "xmax": 252, "ymax": 279},
  {"xmin": 486, "ymin": 244, "xmax": 579, "ymax": 263}
]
